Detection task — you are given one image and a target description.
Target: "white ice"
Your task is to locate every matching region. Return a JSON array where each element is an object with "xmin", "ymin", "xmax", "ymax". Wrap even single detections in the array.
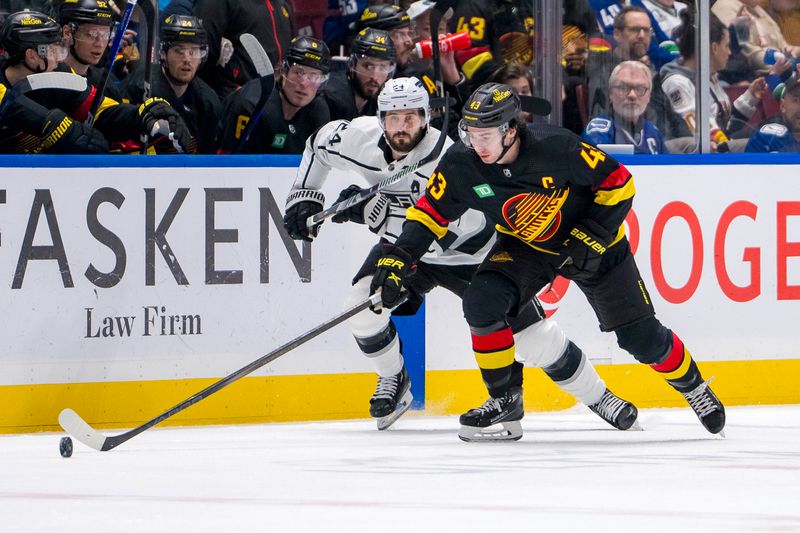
[{"xmin": 2, "ymin": 405, "xmax": 799, "ymax": 532}]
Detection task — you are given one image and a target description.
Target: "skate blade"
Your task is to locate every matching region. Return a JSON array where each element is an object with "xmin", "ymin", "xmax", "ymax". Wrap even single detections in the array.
[
  {"xmin": 458, "ymin": 421, "xmax": 522, "ymax": 442},
  {"xmin": 376, "ymin": 389, "xmax": 413, "ymax": 431}
]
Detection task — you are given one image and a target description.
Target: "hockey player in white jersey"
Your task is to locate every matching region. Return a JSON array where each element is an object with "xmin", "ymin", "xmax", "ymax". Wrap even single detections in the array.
[{"xmin": 284, "ymin": 77, "xmax": 639, "ymax": 440}]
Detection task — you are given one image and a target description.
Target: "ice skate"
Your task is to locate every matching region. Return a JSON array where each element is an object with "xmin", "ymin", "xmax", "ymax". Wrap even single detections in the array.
[
  {"xmin": 588, "ymin": 389, "xmax": 640, "ymax": 430},
  {"xmin": 458, "ymin": 387, "xmax": 524, "ymax": 442},
  {"xmin": 370, "ymin": 367, "xmax": 412, "ymax": 430},
  {"xmin": 681, "ymin": 378, "xmax": 726, "ymax": 435}
]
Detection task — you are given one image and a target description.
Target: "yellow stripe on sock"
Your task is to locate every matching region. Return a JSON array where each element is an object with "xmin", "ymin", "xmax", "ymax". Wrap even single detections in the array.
[
  {"xmin": 659, "ymin": 349, "xmax": 694, "ymax": 381},
  {"xmin": 474, "ymin": 346, "xmax": 516, "ymax": 370}
]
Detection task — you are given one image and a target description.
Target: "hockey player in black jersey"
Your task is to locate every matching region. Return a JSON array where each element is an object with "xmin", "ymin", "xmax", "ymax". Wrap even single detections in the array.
[
  {"xmin": 219, "ymin": 35, "xmax": 330, "ymax": 154},
  {"xmin": 121, "ymin": 15, "xmax": 221, "ymax": 153},
  {"xmin": 0, "ymin": 11, "xmax": 191, "ymax": 154},
  {"xmin": 58, "ymin": 0, "xmax": 122, "ymax": 101},
  {"xmin": 285, "ymin": 78, "xmax": 639, "ymax": 439},
  {"xmin": 323, "ymin": 27, "xmax": 396, "ymax": 122},
  {"xmin": 372, "ymin": 83, "xmax": 726, "ymax": 435}
]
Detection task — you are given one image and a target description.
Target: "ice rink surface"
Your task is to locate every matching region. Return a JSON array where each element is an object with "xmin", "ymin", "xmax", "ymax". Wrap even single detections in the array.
[{"xmin": 2, "ymin": 405, "xmax": 799, "ymax": 533}]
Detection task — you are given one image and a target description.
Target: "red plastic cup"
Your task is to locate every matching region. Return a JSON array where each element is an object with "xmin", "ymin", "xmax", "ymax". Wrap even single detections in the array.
[{"xmin": 414, "ymin": 32, "xmax": 471, "ymax": 59}]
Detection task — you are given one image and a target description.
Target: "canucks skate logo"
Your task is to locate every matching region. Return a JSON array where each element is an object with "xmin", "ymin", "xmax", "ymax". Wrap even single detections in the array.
[{"xmin": 501, "ymin": 190, "xmax": 568, "ymax": 243}]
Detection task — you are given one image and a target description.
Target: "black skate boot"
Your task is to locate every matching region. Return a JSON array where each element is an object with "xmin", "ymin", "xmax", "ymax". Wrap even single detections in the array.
[
  {"xmin": 588, "ymin": 389, "xmax": 639, "ymax": 430},
  {"xmin": 458, "ymin": 387, "xmax": 524, "ymax": 442},
  {"xmin": 369, "ymin": 367, "xmax": 413, "ymax": 430},
  {"xmin": 681, "ymin": 378, "xmax": 726, "ymax": 434}
]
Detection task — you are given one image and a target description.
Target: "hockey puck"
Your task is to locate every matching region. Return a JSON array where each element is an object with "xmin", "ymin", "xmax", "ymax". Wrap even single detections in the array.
[{"xmin": 59, "ymin": 436, "xmax": 73, "ymax": 458}]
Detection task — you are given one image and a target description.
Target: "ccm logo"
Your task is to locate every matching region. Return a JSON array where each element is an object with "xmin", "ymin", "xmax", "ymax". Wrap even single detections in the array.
[{"xmin": 570, "ymin": 228, "xmax": 607, "ymax": 254}]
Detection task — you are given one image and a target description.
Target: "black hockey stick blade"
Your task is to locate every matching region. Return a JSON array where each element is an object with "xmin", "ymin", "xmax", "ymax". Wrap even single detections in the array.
[
  {"xmin": 520, "ymin": 95, "xmax": 552, "ymax": 116},
  {"xmin": 58, "ymin": 293, "xmax": 383, "ymax": 452}
]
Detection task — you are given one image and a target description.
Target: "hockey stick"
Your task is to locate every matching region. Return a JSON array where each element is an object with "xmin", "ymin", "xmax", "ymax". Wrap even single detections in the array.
[
  {"xmin": 306, "ymin": 0, "xmax": 455, "ymax": 229},
  {"xmin": 233, "ymin": 33, "xmax": 276, "ymax": 154},
  {"xmin": 138, "ymin": 0, "xmax": 157, "ymax": 101},
  {"xmin": 59, "ymin": 292, "xmax": 382, "ymax": 452},
  {"xmin": 0, "ymin": 72, "xmax": 87, "ymax": 119},
  {"xmin": 86, "ymin": 0, "xmax": 138, "ymax": 125},
  {"xmin": 520, "ymin": 95, "xmax": 552, "ymax": 116},
  {"xmin": 137, "ymin": 0, "xmax": 157, "ymax": 153}
]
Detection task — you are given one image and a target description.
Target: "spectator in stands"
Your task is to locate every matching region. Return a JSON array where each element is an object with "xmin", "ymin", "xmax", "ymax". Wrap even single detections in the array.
[
  {"xmin": 639, "ymin": 0, "xmax": 689, "ymax": 38},
  {"xmin": 587, "ymin": 6, "xmax": 661, "ymax": 118},
  {"xmin": 746, "ymin": 70, "xmax": 800, "ymax": 151},
  {"xmin": 193, "ymin": 0, "xmax": 293, "ymax": 98},
  {"xmin": 324, "ymin": 27, "xmax": 396, "ymax": 121},
  {"xmin": 583, "ymin": 60, "xmax": 668, "ymax": 154},
  {"xmin": 219, "ymin": 35, "xmax": 330, "ymax": 154},
  {"xmin": 121, "ymin": 15, "xmax": 221, "ymax": 154},
  {"xmin": 762, "ymin": 0, "xmax": 800, "ymax": 47},
  {"xmin": 59, "ymin": 0, "xmax": 122, "ymax": 100},
  {"xmin": 323, "ymin": 0, "xmax": 367, "ymax": 56},
  {"xmin": 712, "ymin": 0, "xmax": 800, "ymax": 75},
  {"xmin": 661, "ymin": 9, "xmax": 767, "ymax": 151}
]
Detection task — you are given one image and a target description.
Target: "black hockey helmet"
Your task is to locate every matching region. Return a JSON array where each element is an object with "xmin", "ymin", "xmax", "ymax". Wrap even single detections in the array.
[
  {"xmin": 351, "ymin": 27, "xmax": 396, "ymax": 62},
  {"xmin": 1, "ymin": 10, "xmax": 63, "ymax": 60},
  {"xmin": 461, "ymin": 82, "xmax": 521, "ymax": 128},
  {"xmin": 352, "ymin": 4, "xmax": 410, "ymax": 32},
  {"xmin": 159, "ymin": 14, "xmax": 207, "ymax": 45},
  {"xmin": 285, "ymin": 35, "xmax": 331, "ymax": 74},
  {"xmin": 59, "ymin": 0, "xmax": 115, "ymax": 27}
]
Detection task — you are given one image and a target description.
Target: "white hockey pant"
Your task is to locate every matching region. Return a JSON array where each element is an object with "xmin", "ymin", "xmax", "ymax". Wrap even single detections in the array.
[
  {"xmin": 513, "ymin": 319, "xmax": 605, "ymax": 406},
  {"xmin": 344, "ymin": 277, "xmax": 404, "ymax": 377}
]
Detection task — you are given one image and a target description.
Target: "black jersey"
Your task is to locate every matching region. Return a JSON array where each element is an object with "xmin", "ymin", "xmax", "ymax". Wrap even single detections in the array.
[
  {"xmin": 219, "ymin": 79, "xmax": 330, "ymax": 154},
  {"xmin": 122, "ymin": 65, "xmax": 222, "ymax": 153},
  {"xmin": 398, "ymin": 124, "xmax": 634, "ymax": 260},
  {"xmin": 322, "ymin": 70, "xmax": 377, "ymax": 121},
  {"xmin": 0, "ymin": 60, "xmax": 140, "ymax": 152},
  {"xmin": 450, "ymin": 0, "xmax": 534, "ymax": 65}
]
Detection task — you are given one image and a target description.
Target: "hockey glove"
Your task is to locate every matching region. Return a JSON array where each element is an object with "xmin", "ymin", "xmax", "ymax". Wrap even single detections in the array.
[
  {"xmin": 370, "ymin": 243, "xmax": 414, "ymax": 312},
  {"xmin": 138, "ymin": 97, "xmax": 192, "ymax": 154},
  {"xmin": 39, "ymin": 109, "xmax": 109, "ymax": 154},
  {"xmin": 284, "ymin": 188, "xmax": 325, "ymax": 242},
  {"xmin": 331, "ymin": 185, "xmax": 391, "ymax": 235},
  {"xmin": 558, "ymin": 219, "xmax": 611, "ymax": 281}
]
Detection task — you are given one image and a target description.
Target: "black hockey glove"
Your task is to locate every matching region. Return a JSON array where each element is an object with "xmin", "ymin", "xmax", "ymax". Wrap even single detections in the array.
[
  {"xmin": 138, "ymin": 97, "xmax": 192, "ymax": 153},
  {"xmin": 331, "ymin": 185, "xmax": 391, "ymax": 235},
  {"xmin": 370, "ymin": 243, "xmax": 414, "ymax": 312},
  {"xmin": 39, "ymin": 109, "xmax": 109, "ymax": 154},
  {"xmin": 284, "ymin": 188, "xmax": 325, "ymax": 242},
  {"xmin": 558, "ymin": 219, "xmax": 611, "ymax": 281}
]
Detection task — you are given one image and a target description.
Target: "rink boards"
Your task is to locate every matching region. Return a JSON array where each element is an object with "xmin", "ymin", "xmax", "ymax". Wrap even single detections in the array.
[{"xmin": 0, "ymin": 153, "xmax": 798, "ymax": 433}]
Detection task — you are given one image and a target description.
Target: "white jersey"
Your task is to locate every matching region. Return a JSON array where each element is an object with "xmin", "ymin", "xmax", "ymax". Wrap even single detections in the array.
[{"xmin": 290, "ymin": 116, "xmax": 495, "ymax": 266}]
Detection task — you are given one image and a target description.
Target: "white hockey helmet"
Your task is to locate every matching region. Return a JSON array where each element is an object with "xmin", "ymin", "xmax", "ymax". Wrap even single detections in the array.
[{"xmin": 377, "ymin": 77, "xmax": 431, "ymax": 128}]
